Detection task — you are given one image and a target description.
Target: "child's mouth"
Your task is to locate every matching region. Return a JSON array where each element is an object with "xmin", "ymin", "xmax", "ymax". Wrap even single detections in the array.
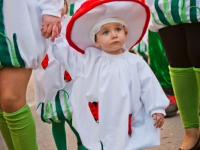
[{"xmin": 112, "ymin": 41, "xmax": 120, "ymax": 44}]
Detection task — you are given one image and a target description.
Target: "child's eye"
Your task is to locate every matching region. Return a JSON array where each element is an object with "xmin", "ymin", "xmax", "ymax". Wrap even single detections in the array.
[
  {"xmin": 103, "ymin": 30, "xmax": 109, "ymax": 35},
  {"xmin": 116, "ymin": 27, "xmax": 122, "ymax": 31}
]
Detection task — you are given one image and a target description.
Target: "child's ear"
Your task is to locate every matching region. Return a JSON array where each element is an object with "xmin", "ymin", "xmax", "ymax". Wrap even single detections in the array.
[
  {"xmin": 125, "ymin": 29, "xmax": 128, "ymax": 35},
  {"xmin": 95, "ymin": 42, "xmax": 100, "ymax": 47}
]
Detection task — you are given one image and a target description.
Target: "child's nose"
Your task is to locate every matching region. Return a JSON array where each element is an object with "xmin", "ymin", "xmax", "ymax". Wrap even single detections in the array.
[{"xmin": 111, "ymin": 31, "xmax": 117, "ymax": 38}]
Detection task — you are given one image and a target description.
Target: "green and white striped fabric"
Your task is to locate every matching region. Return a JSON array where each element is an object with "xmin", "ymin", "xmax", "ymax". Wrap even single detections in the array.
[
  {"xmin": 37, "ymin": 90, "xmax": 72, "ymax": 124},
  {"xmin": 149, "ymin": 0, "xmax": 200, "ymax": 32},
  {"xmin": 134, "ymin": 40, "xmax": 148, "ymax": 58},
  {"xmin": 0, "ymin": 0, "xmax": 25, "ymax": 68}
]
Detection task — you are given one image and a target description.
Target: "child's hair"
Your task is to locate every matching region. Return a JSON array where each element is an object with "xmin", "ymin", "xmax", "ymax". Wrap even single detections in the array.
[
  {"xmin": 94, "ymin": 34, "xmax": 97, "ymax": 43},
  {"xmin": 62, "ymin": 0, "xmax": 69, "ymax": 15}
]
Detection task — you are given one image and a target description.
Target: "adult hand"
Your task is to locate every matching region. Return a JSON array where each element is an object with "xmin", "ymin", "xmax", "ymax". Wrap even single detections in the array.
[{"xmin": 41, "ymin": 14, "xmax": 61, "ymax": 41}]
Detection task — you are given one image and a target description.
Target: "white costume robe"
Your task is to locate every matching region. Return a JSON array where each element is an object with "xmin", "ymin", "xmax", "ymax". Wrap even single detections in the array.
[
  {"xmin": 34, "ymin": 16, "xmax": 74, "ymax": 123},
  {"xmin": 52, "ymin": 38, "xmax": 169, "ymax": 150}
]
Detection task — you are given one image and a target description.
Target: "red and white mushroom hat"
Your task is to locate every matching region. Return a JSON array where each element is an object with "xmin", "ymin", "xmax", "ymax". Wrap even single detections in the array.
[{"xmin": 66, "ymin": 0, "xmax": 150, "ymax": 53}]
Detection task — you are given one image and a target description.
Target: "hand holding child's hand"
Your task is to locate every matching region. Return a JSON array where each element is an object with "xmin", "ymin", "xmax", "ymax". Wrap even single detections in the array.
[
  {"xmin": 152, "ymin": 113, "xmax": 164, "ymax": 128},
  {"xmin": 41, "ymin": 15, "xmax": 61, "ymax": 41}
]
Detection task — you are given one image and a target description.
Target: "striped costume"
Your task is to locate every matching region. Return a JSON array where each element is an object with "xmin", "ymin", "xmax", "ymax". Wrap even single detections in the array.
[
  {"xmin": 0, "ymin": 0, "xmax": 63, "ymax": 69},
  {"xmin": 148, "ymin": 2, "xmax": 200, "ymax": 149},
  {"xmin": 0, "ymin": 0, "xmax": 63, "ymax": 150},
  {"xmin": 149, "ymin": 0, "xmax": 200, "ymax": 32}
]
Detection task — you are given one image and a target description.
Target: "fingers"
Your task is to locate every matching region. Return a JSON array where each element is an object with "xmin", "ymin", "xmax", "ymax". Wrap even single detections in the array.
[
  {"xmin": 153, "ymin": 114, "xmax": 164, "ymax": 128},
  {"xmin": 152, "ymin": 114, "xmax": 157, "ymax": 120},
  {"xmin": 41, "ymin": 25, "xmax": 47, "ymax": 37},
  {"xmin": 57, "ymin": 23, "xmax": 62, "ymax": 35},
  {"xmin": 45, "ymin": 24, "xmax": 53, "ymax": 38},
  {"xmin": 41, "ymin": 15, "xmax": 61, "ymax": 40},
  {"xmin": 50, "ymin": 25, "xmax": 59, "ymax": 41},
  {"xmin": 154, "ymin": 118, "xmax": 164, "ymax": 128},
  {"xmin": 41, "ymin": 24, "xmax": 59, "ymax": 41}
]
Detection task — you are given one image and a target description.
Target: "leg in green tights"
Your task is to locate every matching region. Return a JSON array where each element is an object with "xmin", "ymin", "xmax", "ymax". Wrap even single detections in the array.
[
  {"xmin": 54, "ymin": 91, "xmax": 87, "ymax": 150},
  {"xmin": 170, "ymin": 67, "xmax": 200, "ymax": 149},
  {"xmin": 3, "ymin": 104, "xmax": 38, "ymax": 150},
  {"xmin": 194, "ymin": 67, "xmax": 200, "ymax": 96},
  {"xmin": 194, "ymin": 67, "xmax": 200, "ymax": 116},
  {"xmin": 0, "ymin": 110, "xmax": 14, "ymax": 150},
  {"xmin": 169, "ymin": 67, "xmax": 199, "ymax": 128},
  {"xmin": 52, "ymin": 120, "xmax": 67, "ymax": 150},
  {"xmin": 52, "ymin": 119, "xmax": 87, "ymax": 150},
  {"xmin": 65, "ymin": 119, "xmax": 87, "ymax": 150}
]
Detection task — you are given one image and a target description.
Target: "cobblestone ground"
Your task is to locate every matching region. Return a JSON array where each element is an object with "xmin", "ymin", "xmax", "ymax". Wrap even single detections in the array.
[{"xmin": 0, "ymin": 75, "xmax": 192, "ymax": 150}]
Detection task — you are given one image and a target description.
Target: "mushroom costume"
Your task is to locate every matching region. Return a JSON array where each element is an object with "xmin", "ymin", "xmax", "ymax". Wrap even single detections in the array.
[{"xmin": 52, "ymin": 0, "xmax": 169, "ymax": 149}]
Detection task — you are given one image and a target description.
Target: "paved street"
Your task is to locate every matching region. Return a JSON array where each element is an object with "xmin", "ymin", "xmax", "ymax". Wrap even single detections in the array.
[{"xmin": 0, "ymin": 74, "xmax": 191, "ymax": 150}]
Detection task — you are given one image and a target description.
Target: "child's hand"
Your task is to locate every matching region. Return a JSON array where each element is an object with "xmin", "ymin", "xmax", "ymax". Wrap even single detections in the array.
[{"xmin": 152, "ymin": 113, "xmax": 164, "ymax": 128}]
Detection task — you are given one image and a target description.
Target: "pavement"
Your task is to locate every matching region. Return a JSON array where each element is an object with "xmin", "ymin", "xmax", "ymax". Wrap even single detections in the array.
[{"xmin": 0, "ymin": 74, "xmax": 194, "ymax": 150}]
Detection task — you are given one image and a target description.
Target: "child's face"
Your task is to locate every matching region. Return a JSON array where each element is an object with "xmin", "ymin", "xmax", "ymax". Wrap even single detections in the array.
[{"xmin": 95, "ymin": 23, "xmax": 127, "ymax": 55}]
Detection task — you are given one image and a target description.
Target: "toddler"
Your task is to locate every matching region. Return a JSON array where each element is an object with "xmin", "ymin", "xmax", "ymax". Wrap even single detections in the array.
[{"xmin": 51, "ymin": 0, "xmax": 169, "ymax": 149}]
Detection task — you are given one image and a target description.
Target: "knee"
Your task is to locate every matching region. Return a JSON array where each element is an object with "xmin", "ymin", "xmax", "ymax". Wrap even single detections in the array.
[
  {"xmin": 1, "ymin": 94, "xmax": 17, "ymax": 108},
  {"xmin": 0, "ymin": 93, "xmax": 25, "ymax": 112}
]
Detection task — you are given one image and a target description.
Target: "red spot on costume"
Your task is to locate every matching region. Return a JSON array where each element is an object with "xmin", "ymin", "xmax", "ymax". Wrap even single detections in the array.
[
  {"xmin": 64, "ymin": 70, "xmax": 72, "ymax": 82},
  {"xmin": 128, "ymin": 114, "xmax": 132, "ymax": 136},
  {"xmin": 41, "ymin": 54, "xmax": 49, "ymax": 69},
  {"xmin": 88, "ymin": 102, "xmax": 99, "ymax": 122}
]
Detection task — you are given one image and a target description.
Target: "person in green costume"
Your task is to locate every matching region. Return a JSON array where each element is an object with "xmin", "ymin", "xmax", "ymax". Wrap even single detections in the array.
[
  {"xmin": 148, "ymin": 30, "xmax": 178, "ymax": 118},
  {"xmin": 131, "ymin": 39, "xmax": 149, "ymax": 63},
  {"xmin": 149, "ymin": 0, "xmax": 200, "ymax": 149},
  {"xmin": 0, "ymin": 0, "xmax": 63, "ymax": 149}
]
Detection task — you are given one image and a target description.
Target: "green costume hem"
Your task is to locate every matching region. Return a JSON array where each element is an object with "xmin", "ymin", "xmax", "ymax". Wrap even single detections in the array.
[
  {"xmin": 193, "ymin": 67, "xmax": 200, "ymax": 72},
  {"xmin": 169, "ymin": 66, "xmax": 195, "ymax": 72}
]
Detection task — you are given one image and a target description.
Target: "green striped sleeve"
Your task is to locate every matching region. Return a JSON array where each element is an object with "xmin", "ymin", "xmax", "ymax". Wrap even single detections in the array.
[
  {"xmin": 163, "ymin": 0, "xmax": 176, "ymax": 25},
  {"xmin": 180, "ymin": 0, "xmax": 190, "ymax": 23},
  {"xmin": 155, "ymin": 0, "xmax": 171, "ymax": 25},
  {"xmin": 171, "ymin": 0, "xmax": 183, "ymax": 23},
  {"xmin": 190, "ymin": 0, "xmax": 198, "ymax": 23}
]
